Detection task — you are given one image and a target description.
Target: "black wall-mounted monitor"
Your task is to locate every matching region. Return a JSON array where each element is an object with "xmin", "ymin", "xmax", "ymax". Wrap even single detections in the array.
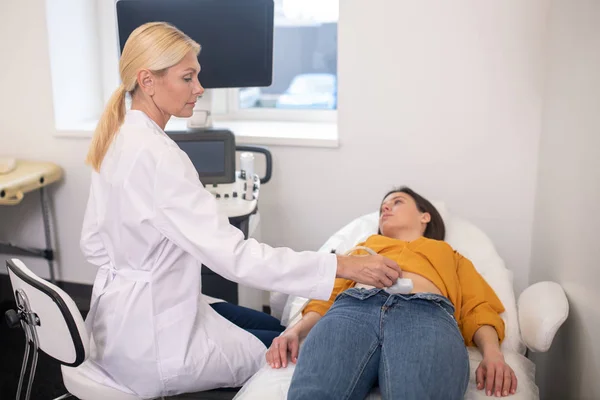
[
  {"xmin": 115, "ymin": 0, "xmax": 274, "ymax": 88},
  {"xmin": 168, "ymin": 131, "xmax": 236, "ymax": 185}
]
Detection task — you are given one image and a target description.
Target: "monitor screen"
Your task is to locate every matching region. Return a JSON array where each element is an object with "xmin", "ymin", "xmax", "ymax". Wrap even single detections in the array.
[
  {"xmin": 168, "ymin": 130, "xmax": 236, "ymax": 185},
  {"xmin": 179, "ymin": 141, "xmax": 226, "ymax": 176},
  {"xmin": 116, "ymin": 0, "xmax": 274, "ymax": 88}
]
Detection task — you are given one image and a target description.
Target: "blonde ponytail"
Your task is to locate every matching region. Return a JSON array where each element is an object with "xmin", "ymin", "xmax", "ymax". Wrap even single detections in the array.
[
  {"xmin": 86, "ymin": 84, "xmax": 127, "ymax": 171},
  {"xmin": 85, "ymin": 22, "xmax": 200, "ymax": 172}
]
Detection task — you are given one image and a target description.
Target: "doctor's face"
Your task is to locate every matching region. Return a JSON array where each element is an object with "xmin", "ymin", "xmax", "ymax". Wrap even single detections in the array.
[
  {"xmin": 379, "ymin": 192, "xmax": 430, "ymax": 238},
  {"xmin": 153, "ymin": 51, "xmax": 205, "ymax": 118}
]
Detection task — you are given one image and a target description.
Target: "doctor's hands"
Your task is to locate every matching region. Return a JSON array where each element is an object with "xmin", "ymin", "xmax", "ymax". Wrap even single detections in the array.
[
  {"xmin": 336, "ymin": 254, "xmax": 402, "ymax": 288},
  {"xmin": 266, "ymin": 331, "xmax": 300, "ymax": 369}
]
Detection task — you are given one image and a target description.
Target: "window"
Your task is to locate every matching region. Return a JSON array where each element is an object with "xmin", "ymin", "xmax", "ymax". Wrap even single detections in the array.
[{"xmin": 232, "ymin": 0, "xmax": 338, "ymax": 122}]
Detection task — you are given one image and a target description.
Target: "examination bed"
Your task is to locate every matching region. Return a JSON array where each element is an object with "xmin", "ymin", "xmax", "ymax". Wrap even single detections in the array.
[
  {"xmin": 234, "ymin": 202, "xmax": 569, "ymax": 400},
  {"xmin": 0, "ymin": 158, "xmax": 62, "ymax": 283}
]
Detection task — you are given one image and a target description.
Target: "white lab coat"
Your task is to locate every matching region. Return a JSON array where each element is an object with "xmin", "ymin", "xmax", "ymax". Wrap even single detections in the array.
[{"xmin": 78, "ymin": 110, "xmax": 337, "ymax": 399}]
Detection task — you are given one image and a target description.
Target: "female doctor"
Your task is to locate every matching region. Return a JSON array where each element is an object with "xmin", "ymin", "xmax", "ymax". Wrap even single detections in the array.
[{"xmin": 79, "ymin": 22, "xmax": 401, "ymax": 399}]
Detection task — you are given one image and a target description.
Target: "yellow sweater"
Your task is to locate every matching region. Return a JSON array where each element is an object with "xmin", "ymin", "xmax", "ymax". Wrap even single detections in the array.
[{"xmin": 303, "ymin": 235, "xmax": 506, "ymax": 347}]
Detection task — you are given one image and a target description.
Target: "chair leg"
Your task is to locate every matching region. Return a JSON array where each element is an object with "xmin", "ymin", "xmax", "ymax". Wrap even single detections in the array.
[
  {"xmin": 24, "ymin": 344, "xmax": 39, "ymax": 400},
  {"xmin": 15, "ymin": 327, "xmax": 31, "ymax": 400},
  {"xmin": 53, "ymin": 394, "xmax": 74, "ymax": 400},
  {"xmin": 15, "ymin": 295, "xmax": 41, "ymax": 400}
]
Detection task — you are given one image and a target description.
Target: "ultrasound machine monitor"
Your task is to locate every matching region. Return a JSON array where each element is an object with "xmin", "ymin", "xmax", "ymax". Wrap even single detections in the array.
[
  {"xmin": 116, "ymin": 0, "xmax": 275, "ymax": 89},
  {"xmin": 167, "ymin": 130, "xmax": 236, "ymax": 185}
]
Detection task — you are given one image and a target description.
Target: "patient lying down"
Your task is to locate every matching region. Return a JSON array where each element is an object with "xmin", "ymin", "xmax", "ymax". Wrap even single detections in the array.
[{"xmin": 266, "ymin": 187, "xmax": 518, "ymax": 400}]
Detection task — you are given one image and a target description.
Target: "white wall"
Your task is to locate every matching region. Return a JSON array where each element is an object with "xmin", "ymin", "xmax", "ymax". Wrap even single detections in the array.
[
  {"xmin": 529, "ymin": 1, "xmax": 600, "ymax": 399},
  {"xmin": 0, "ymin": 0, "xmax": 548, "ymax": 295}
]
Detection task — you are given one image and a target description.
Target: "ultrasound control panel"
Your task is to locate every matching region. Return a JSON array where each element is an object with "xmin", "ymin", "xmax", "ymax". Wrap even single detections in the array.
[{"xmin": 206, "ymin": 171, "xmax": 259, "ymax": 219}]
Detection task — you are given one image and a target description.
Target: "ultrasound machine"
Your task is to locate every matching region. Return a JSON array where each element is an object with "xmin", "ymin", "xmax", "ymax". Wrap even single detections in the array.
[{"xmin": 167, "ymin": 130, "xmax": 273, "ymax": 310}]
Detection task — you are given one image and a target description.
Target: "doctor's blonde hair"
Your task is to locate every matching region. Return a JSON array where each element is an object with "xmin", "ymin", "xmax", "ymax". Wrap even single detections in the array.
[{"xmin": 86, "ymin": 22, "xmax": 201, "ymax": 171}]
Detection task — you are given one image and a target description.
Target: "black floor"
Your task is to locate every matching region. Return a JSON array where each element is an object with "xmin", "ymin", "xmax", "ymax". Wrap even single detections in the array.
[{"xmin": 0, "ymin": 276, "xmax": 239, "ymax": 400}]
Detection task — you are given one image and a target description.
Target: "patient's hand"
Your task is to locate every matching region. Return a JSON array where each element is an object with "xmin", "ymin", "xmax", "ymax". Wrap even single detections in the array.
[
  {"xmin": 473, "ymin": 325, "xmax": 517, "ymax": 397},
  {"xmin": 266, "ymin": 331, "xmax": 300, "ymax": 369},
  {"xmin": 476, "ymin": 351, "xmax": 518, "ymax": 397}
]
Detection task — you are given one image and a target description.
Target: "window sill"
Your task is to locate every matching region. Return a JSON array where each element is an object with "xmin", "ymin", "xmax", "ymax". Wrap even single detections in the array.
[{"xmin": 53, "ymin": 118, "xmax": 339, "ymax": 149}]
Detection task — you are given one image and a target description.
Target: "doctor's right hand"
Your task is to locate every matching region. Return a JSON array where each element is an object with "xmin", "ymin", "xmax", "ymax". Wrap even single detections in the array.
[
  {"xmin": 266, "ymin": 331, "xmax": 300, "ymax": 369},
  {"xmin": 336, "ymin": 254, "xmax": 401, "ymax": 288}
]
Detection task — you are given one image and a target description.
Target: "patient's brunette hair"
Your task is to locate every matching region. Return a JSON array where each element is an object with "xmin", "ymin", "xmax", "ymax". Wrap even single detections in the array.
[{"xmin": 379, "ymin": 186, "xmax": 446, "ymax": 241}]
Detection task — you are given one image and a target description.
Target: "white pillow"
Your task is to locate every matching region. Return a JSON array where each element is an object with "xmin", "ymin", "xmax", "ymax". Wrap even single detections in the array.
[{"xmin": 280, "ymin": 202, "xmax": 526, "ymax": 355}]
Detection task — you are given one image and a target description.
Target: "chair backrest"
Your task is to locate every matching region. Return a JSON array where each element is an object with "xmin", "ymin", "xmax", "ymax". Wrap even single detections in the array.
[{"xmin": 6, "ymin": 258, "xmax": 89, "ymax": 366}]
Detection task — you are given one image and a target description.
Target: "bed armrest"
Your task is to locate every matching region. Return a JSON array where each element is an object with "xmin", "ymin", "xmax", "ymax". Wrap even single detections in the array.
[{"xmin": 517, "ymin": 281, "xmax": 568, "ymax": 353}]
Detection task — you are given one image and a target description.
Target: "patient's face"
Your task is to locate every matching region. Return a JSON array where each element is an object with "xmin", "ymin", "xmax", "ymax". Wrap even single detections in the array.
[{"xmin": 379, "ymin": 192, "xmax": 430, "ymax": 238}]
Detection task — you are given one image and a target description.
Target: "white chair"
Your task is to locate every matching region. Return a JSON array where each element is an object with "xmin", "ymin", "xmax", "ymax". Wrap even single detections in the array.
[{"xmin": 4, "ymin": 258, "xmax": 144, "ymax": 400}]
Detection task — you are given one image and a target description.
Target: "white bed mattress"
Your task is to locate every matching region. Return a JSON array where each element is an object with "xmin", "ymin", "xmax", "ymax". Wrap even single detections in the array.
[{"xmin": 233, "ymin": 347, "xmax": 538, "ymax": 400}]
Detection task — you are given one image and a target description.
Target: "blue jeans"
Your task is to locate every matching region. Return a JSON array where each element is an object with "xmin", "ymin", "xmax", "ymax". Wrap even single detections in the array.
[
  {"xmin": 210, "ymin": 302, "xmax": 285, "ymax": 348},
  {"xmin": 288, "ymin": 288, "xmax": 470, "ymax": 400}
]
